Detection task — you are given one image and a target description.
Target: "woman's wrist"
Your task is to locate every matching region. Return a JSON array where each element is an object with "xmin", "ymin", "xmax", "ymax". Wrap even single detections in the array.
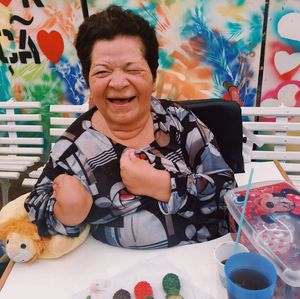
[{"xmin": 150, "ymin": 169, "xmax": 171, "ymax": 202}]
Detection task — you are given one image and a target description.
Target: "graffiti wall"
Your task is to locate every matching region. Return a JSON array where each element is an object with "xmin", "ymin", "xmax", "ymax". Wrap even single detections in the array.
[
  {"xmin": 88, "ymin": 0, "xmax": 265, "ymax": 106},
  {"xmin": 261, "ymin": 0, "xmax": 300, "ymax": 108},
  {"xmin": 2, "ymin": 0, "xmax": 300, "ymax": 160},
  {"xmin": 0, "ymin": 0, "xmax": 86, "ymax": 153}
]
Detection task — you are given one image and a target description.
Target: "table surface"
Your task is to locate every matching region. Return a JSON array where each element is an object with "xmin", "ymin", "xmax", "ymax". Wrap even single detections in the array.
[
  {"xmin": 1, "ymin": 234, "xmax": 232, "ymax": 299},
  {"xmin": 0, "ymin": 161, "xmax": 286, "ymax": 299},
  {"xmin": 234, "ymin": 161, "xmax": 287, "ymax": 186}
]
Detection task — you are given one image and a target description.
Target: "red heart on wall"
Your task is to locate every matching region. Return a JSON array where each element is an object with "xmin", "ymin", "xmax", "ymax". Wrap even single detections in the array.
[
  {"xmin": 37, "ymin": 30, "xmax": 64, "ymax": 64},
  {"xmin": 0, "ymin": 0, "xmax": 12, "ymax": 6}
]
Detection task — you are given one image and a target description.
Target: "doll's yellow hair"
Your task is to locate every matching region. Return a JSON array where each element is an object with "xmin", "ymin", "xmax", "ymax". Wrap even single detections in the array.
[{"xmin": 0, "ymin": 218, "xmax": 50, "ymax": 261}]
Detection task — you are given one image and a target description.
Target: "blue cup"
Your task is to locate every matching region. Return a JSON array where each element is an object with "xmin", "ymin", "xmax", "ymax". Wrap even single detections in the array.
[{"xmin": 224, "ymin": 252, "xmax": 277, "ymax": 299}]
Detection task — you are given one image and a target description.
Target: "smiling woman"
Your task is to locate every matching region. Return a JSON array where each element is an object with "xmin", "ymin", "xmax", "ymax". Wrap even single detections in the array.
[
  {"xmin": 24, "ymin": 5, "xmax": 236, "ymax": 249},
  {"xmin": 89, "ymin": 36, "xmax": 156, "ymax": 147}
]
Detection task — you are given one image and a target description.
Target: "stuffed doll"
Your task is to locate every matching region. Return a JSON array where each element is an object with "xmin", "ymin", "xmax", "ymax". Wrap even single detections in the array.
[{"xmin": 0, "ymin": 193, "xmax": 90, "ymax": 264}]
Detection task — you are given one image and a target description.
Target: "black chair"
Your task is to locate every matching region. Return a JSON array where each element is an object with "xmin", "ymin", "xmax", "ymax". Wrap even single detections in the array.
[{"xmin": 176, "ymin": 99, "xmax": 244, "ymax": 174}]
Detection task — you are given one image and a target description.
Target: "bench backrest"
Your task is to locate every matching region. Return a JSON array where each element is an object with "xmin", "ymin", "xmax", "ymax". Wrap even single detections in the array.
[
  {"xmin": 241, "ymin": 105, "xmax": 300, "ymax": 188},
  {"xmin": 50, "ymin": 102, "xmax": 89, "ymax": 138},
  {"xmin": 0, "ymin": 98, "xmax": 43, "ymax": 205},
  {"xmin": 0, "ymin": 99, "xmax": 43, "ymax": 159}
]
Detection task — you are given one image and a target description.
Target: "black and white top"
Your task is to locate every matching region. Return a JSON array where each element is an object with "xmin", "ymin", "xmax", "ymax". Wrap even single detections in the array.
[{"xmin": 25, "ymin": 98, "xmax": 235, "ymax": 249}]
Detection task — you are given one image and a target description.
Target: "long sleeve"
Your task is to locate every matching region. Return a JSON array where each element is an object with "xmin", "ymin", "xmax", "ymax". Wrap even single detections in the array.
[
  {"xmin": 158, "ymin": 108, "xmax": 235, "ymax": 238},
  {"xmin": 24, "ymin": 140, "xmax": 88, "ymax": 237}
]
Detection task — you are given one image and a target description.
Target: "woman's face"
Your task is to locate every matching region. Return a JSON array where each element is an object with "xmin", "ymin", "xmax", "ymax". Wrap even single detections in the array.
[{"xmin": 89, "ymin": 35, "xmax": 156, "ymax": 129}]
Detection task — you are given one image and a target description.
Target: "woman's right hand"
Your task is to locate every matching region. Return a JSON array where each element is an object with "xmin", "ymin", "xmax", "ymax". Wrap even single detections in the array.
[{"xmin": 120, "ymin": 149, "xmax": 171, "ymax": 202}]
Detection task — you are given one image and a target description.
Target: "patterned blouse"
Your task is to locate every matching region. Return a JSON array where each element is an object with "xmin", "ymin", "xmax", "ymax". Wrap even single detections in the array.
[{"xmin": 25, "ymin": 98, "xmax": 235, "ymax": 249}]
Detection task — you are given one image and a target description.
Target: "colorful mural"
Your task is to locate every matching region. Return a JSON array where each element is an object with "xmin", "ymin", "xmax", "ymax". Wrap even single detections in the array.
[
  {"xmin": 6, "ymin": 0, "xmax": 299, "ymax": 161},
  {"xmin": 0, "ymin": 0, "xmax": 86, "ymax": 155},
  {"xmin": 261, "ymin": 0, "xmax": 300, "ymax": 109},
  {"xmin": 88, "ymin": 0, "xmax": 265, "ymax": 106},
  {"xmin": 260, "ymin": 0, "xmax": 300, "ymax": 152}
]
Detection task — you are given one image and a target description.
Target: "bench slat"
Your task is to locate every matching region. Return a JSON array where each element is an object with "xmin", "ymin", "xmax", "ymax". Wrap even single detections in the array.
[
  {"xmin": 252, "ymin": 151, "xmax": 300, "ymax": 160},
  {"xmin": 243, "ymin": 122, "xmax": 300, "ymax": 131},
  {"xmin": 255, "ymin": 135, "xmax": 300, "ymax": 145},
  {"xmin": 0, "ymin": 172, "xmax": 20, "ymax": 179},
  {"xmin": 0, "ymin": 157, "xmax": 38, "ymax": 163},
  {"xmin": 29, "ymin": 170, "xmax": 43, "ymax": 178},
  {"xmin": 0, "ymin": 137, "xmax": 43, "ymax": 145},
  {"xmin": 0, "ymin": 114, "xmax": 41, "ymax": 121},
  {"xmin": 0, "ymin": 101, "xmax": 40, "ymax": 109},
  {"xmin": 0, "ymin": 125, "xmax": 43, "ymax": 132},
  {"xmin": 0, "ymin": 156, "xmax": 39, "ymax": 162},
  {"xmin": 22, "ymin": 178, "xmax": 38, "ymax": 187},
  {"xmin": 0, "ymin": 148, "xmax": 43, "ymax": 155},
  {"xmin": 0, "ymin": 161, "xmax": 34, "ymax": 166},
  {"xmin": 0, "ymin": 165, "xmax": 27, "ymax": 171},
  {"xmin": 50, "ymin": 128, "xmax": 66, "ymax": 136},
  {"xmin": 50, "ymin": 103, "xmax": 88, "ymax": 113},
  {"xmin": 242, "ymin": 106, "xmax": 300, "ymax": 116},
  {"xmin": 50, "ymin": 117, "xmax": 76, "ymax": 126}
]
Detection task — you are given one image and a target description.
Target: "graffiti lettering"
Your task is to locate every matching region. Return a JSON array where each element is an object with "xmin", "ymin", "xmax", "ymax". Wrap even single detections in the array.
[
  {"xmin": 19, "ymin": 29, "xmax": 40, "ymax": 64},
  {"xmin": 22, "ymin": 0, "xmax": 44, "ymax": 8},
  {"xmin": 0, "ymin": 29, "xmax": 17, "ymax": 64},
  {"xmin": 0, "ymin": 29, "xmax": 40, "ymax": 64},
  {"xmin": 10, "ymin": 15, "xmax": 34, "ymax": 25}
]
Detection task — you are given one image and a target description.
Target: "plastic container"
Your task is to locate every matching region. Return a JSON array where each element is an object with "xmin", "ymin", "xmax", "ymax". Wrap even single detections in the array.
[
  {"xmin": 225, "ymin": 180, "xmax": 300, "ymax": 299},
  {"xmin": 214, "ymin": 241, "xmax": 249, "ymax": 287}
]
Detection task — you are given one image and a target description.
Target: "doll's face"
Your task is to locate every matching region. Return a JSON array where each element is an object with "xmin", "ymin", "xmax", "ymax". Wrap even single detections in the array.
[
  {"xmin": 6, "ymin": 232, "xmax": 37, "ymax": 263},
  {"xmin": 259, "ymin": 193, "xmax": 295, "ymax": 213}
]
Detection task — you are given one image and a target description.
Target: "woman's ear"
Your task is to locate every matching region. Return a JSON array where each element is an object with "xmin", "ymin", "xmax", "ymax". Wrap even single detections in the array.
[
  {"xmin": 89, "ymin": 94, "xmax": 95, "ymax": 109},
  {"xmin": 152, "ymin": 81, "xmax": 156, "ymax": 93}
]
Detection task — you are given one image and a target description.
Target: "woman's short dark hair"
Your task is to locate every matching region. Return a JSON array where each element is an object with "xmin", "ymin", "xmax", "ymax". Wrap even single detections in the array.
[{"xmin": 75, "ymin": 5, "xmax": 159, "ymax": 86}]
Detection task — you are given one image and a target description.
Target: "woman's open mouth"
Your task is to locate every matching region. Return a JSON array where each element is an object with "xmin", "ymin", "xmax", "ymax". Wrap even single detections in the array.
[{"xmin": 107, "ymin": 96, "xmax": 135, "ymax": 104}]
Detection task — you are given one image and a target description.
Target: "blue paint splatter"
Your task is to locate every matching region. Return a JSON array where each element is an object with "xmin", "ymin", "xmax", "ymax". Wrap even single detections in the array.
[
  {"xmin": 233, "ymin": 0, "xmax": 246, "ymax": 6},
  {"xmin": 182, "ymin": 7, "xmax": 256, "ymax": 106},
  {"xmin": 50, "ymin": 56, "xmax": 87, "ymax": 105},
  {"xmin": 0, "ymin": 64, "xmax": 12, "ymax": 102},
  {"xmin": 159, "ymin": 50, "xmax": 175, "ymax": 69}
]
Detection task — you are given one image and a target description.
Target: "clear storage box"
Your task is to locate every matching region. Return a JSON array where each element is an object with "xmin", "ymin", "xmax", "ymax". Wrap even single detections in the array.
[{"xmin": 225, "ymin": 180, "xmax": 300, "ymax": 299}]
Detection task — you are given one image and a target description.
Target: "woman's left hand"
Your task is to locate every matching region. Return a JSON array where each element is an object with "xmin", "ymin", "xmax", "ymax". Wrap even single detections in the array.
[{"xmin": 120, "ymin": 149, "xmax": 171, "ymax": 202}]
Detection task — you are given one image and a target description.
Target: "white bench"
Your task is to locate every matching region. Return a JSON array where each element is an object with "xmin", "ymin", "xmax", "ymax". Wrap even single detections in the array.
[
  {"xmin": 0, "ymin": 98, "xmax": 43, "ymax": 205},
  {"xmin": 21, "ymin": 102, "xmax": 300, "ymax": 191},
  {"xmin": 49, "ymin": 102, "xmax": 89, "ymax": 137},
  {"xmin": 22, "ymin": 102, "xmax": 88, "ymax": 187},
  {"xmin": 241, "ymin": 104, "xmax": 300, "ymax": 189}
]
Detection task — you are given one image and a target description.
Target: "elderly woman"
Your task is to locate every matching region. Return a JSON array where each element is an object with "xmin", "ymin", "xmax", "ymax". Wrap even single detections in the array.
[{"xmin": 25, "ymin": 5, "xmax": 235, "ymax": 249}]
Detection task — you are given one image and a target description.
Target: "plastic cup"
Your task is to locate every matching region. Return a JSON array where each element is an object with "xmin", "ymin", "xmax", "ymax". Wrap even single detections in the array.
[
  {"xmin": 214, "ymin": 241, "xmax": 249, "ymax": 287},
  {"xmin": 224, "ymin": 252, "xmax": 277, "ymax": 299}
]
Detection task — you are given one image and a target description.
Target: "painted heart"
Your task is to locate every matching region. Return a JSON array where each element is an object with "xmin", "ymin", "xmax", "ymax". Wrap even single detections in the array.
[
  {"xmin": 278, "ymin": 12, "xmax": 300, "ymax": 42},
  {"xmin": 262, "ymin": 81, "xmax": 300, "ymax": 108},
  {"xmin": 0, "ymin": 0, "xmax": 12, "ymax": 6},
  {"xmin": 276, "ymin": 83, "xmax": 300, "ymax": 106},
  {"xmin": 274, "ymin": 51, "xmax": 300, "ymax": 75},
  {"xmin": 37, "ymin": 30, "xmax": 64, "ymax": 64}
]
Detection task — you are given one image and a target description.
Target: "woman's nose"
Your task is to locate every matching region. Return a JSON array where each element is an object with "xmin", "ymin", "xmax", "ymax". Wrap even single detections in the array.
[{"xmin": 108, "ymin": 71, "xmax": 129, "ymax": 89}]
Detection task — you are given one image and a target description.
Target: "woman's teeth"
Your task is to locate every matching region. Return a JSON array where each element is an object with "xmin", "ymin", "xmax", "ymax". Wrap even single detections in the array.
[{"xmin": 108, "ymin": 96, "xmax": 135, "ymax": 104}]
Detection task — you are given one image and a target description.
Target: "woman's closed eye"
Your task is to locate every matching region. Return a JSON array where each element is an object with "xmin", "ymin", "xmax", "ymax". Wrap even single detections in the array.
[
  {"xmin": 126, "ymin": 69, "xmax": 142, "ymax": 74},
  {"xmin": 95, "ymin": 70, "xmax": 110, "ymax": 77}
]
